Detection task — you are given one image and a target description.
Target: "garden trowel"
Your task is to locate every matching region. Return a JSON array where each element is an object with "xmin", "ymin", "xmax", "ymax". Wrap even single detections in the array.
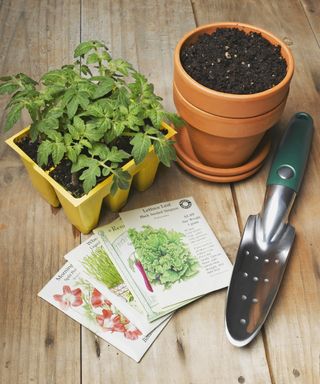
[{"xmin": 225, "ymin": 112, "xmax": 313, "ymax": 347}]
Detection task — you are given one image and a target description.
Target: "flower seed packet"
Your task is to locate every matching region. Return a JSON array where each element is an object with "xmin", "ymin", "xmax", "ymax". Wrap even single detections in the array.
[
  {"xmin": 64, "ymin": 234, "xmax": 170, "ymax": 334},
  {"xmin": 38, "ymin": 262, "xmax": 170, "ymax": 362},
  {"xmin": 119, "ymin": 197, "xmax": 232, "ymax": 310},
  {"xmin": 95, "ymin": 218, "xmax": 197, "ymax": 321}
]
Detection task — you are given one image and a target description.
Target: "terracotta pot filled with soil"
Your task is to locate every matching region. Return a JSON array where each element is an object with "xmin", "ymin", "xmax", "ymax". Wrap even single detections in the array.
[{"xmin": 173, "ymin": 22, "xmax": 294, "ymax": 170}]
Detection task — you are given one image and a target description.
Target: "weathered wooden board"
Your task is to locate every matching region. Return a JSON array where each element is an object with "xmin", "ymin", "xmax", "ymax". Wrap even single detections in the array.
[
  {"xmin": 0, "ymin": 1, "xmax": 81, "ymax": 383},
  {"xmin": 1, "ymin": 0, "xmax": 319, "ymax": 383}
]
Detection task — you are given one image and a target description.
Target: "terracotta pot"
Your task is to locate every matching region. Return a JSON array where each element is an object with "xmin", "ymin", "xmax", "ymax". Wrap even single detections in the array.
[
  {"xmin": 174, "ymin": 22, "xmax": 294, "ymax": 118},
  {"xmin": 173, "ymin": 82, "xmax": 287, "ymax": 167}
]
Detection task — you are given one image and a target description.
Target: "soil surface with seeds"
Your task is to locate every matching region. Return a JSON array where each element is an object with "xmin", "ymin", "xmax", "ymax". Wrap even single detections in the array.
[{"xmin": 180, "ymin": 28, "xmax": 287, "ymax": 94}]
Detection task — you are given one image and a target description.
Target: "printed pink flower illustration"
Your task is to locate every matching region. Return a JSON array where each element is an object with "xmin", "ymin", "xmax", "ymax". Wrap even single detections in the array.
[
  {"xmin": 124, "ymin": 326, "xmax": 142, "ymax": 340},
  {"xmin": 53, "ymin": 285, "xmax": 83, "ymax": 310},
  {"xmin": 91, "ymin": 288, "xmax": 112, "ymax": 308},
  {"xmin": 96, "ymin": 310, "xmax": 128, "ymax": 333}
]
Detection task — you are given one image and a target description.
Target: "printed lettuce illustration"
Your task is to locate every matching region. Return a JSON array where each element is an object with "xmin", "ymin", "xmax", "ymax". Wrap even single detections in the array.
[{"xmin": 128, "ymin": 226, "xmax": 199, "ymax": 289}]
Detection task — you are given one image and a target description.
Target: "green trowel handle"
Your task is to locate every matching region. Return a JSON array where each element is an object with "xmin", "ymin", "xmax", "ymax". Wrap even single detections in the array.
[{"xmin": 267, "ymin": 112, "xmax": 314, "ymax": 193}]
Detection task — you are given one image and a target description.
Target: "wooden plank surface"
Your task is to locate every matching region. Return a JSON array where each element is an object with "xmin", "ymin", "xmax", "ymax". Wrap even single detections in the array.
[
  {"xmin": 0, "ymin": 1, "xmax": 81, "ymax": 383},
  {"xmin": 192, "ymin": 1, "xmax": 320, "ymax": 383},
  {"xmin": 300, "ymin": 0, "xmax": 320, "ymax": 44},
  {"xmin": 0, "ymin": 0, "xmax": 319, "ymax": 383}
]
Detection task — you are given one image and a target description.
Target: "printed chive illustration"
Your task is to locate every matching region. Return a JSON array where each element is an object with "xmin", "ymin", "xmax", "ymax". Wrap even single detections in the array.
[
  {"xmin": 128, "ymin": 226, "xmax": 199, "ymax": 289},
  {"xmin": 82, "ymin": 246, "xmax": 124, "ymax": 289}
]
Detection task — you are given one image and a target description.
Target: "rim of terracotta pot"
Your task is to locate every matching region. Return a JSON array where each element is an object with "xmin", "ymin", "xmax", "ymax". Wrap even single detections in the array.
[
  {"xmin": 173, "ymin": 81, "xmax": 288, "ymax": 138},
  {"xmin": 174, "ymin": 22, "xmax": 294, "ymax": 116}
]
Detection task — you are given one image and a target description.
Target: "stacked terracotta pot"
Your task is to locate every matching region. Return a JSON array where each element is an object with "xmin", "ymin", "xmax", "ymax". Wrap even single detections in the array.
[{"xmin": 173, "ymin": 22, "xmax": 294, "ymax": 182}]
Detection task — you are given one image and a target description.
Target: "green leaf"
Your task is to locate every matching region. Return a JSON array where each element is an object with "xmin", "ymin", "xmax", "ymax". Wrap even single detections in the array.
[
  {"xmin": 80, "ymin": 138, "xmax": 92, "ymax": 149},
  {"xmin": 41, "ymin": 70, "xmax": 67, "ymax": 86},
  {"xmin": 37, "ymin": 116, "xmax": 59, "ymax": 133},
  {"xmin": 68, "ymin": 124, "xmax": 80, "ymax": 140},
  {"xmin": 66, "ymin": 146, "xmax": 78, "ymax": 163},
  {"xmin": 106, "ymin": 147, "xmax": 130, "ymax": 164},
  {"xmin": 17, "ymin": 73, "xmax": 37, "ymax": 85},
  {"xmin": 130, "ymin": 133, "xmax": 151, "ymax": 164},
  {"xmin": 101, "ymin": 51, "xmax": 111, "ymax": 62},
  {"xmin": 46, "ymin": 106, "xmax": 64, "ymax": 119},
  {"xmin": 82, "ymin": 103, "xmax": 104, "ymax": 118},
  {"xmin": 164, "ymin": 112, "xmax": 184, "ymax": 128},
  {"xmin": 4, "ymin": 103, "xmax": 24, "ymax": 132},
  {"xmin": 67, "ymin": 96, "xmax": 79, "ymax": 119},
  {"xmin": 95, "ymin": 116, "xmax": 111, "ymax": 131},
  {"xmin": 51, "ymin": 142, "xmax": 66, "ymax": 165},
  {"xmin": 101, "ymin": 167, "xmax": 111, "ymax": 177},
  {"xmin": 113, "ymin": 120, "xmax": 127, "ymax": 136},
  {"xmin": 37, "ymin": 140, "xmax": 52, "ymax": 166},
  {"xmin": 147, "ymin": 107, "xmax": 165, "ymax": 128},
  {"xmin": 74, "ymin": 41, "xmax": 96, "ymax": 58},
  {"xmin": 77, "ymin": 92, "xmax": 90, "ymax": 110},
  {"xmin": 77, "ymin": 80, "xmax": 96, "ymax": 95},
  {"xmin": 109, "ymin": 59, "xmax": 133, "ymax": 76},
  {"xmin": 80, "ymin": 64, "xmax": 92, "ymax": 76},
  {"xmin": 86, "ymin": 52, "xmax": 100, "ymax": 64},
  {"xmin": 71, "ymin": 154, "xmax": 95, "ymax": 173},
  {"xmin": 73, "ymin": 116, "xmax": 86, "ymax": 132},
  {"xmin": 153, "ymin": 138, "xmax": 176, "ymax": 167},
  {"xmin": 64, "ymin": 133, "xmax": 73, "ymax": 146},
  {"xmin": 62, "ymin": 88, "xmax": 76, "ymax": 106},
  {"xmin": 145, "ymin": 126, "xmax": 159, "ymax": 135},
  {"xmin": 79, "ymin": 162, "xmax": 101, "ymax": 194},
  {"xmin": 89, "ymin": 143, "xmax": 108, "ymax": 158},
  {"xmin": 92, "ymin": 78, "xmax": 114, "ymax": 99},
  {"xmin": 0, "ymin": 82, "xmax": 19, "ymax": 95},
  {"xmin": 84, "ymin": 123, "xmax": 105, "ymax": 141},
  {"xmin": 45, "ymin": 130, "xmax": 63, "ymax": 141},
  {"xmin": 110, "ymin": 169, "xmax": 131, "ymax": 195}
]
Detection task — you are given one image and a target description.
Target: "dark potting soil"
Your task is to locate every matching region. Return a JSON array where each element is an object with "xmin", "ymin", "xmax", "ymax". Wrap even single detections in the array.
[
  {"xmin": 49, "ymin": 136, "xmax": 134, "ymax": 199},
  {"xmin": 180, "ymin": 28, "xmax": 287, "ymax": 94},
  {"xmin": 17, "ymin": 136, "xmax": 53, "ymax": 170},
  {"xmin": 15, "ymin": 119, "xmax": 167, "ymax": 198},
  {"xmin": 16, "ymin": 135, "xmax": 134, "ymax": 198},
  {"xmin": 49, "ymin": 159, "xmax": 85, "ymax": 198}
]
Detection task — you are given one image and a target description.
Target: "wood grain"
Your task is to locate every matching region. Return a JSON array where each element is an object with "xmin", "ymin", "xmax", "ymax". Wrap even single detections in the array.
[
  {"xmin": 300, "ymin": 0, "xmax": 320, "ymax": 45},
  {"xmin": 0, "ymin": 1, "xmax": 81, "ymax": 383},
  {"xmin": 80, "ymin": 1, "xmax": 271, "ymax": 383},
  {"xmin": 192, "ymin": 1, "xmax": 320, "ymax": 383},
  {"xmin": 1, "ymin": 0, "xmax": 319, "ymax": 383}
]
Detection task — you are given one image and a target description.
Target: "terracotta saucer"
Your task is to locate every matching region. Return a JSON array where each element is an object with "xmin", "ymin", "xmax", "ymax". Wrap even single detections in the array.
[
  {"xmin": 174, "ymin": 126, "xmax": 271, "ymax": 177},
  {"xmin": 177, "ymin": 155, "xmax": 263, "ymax": 183}
]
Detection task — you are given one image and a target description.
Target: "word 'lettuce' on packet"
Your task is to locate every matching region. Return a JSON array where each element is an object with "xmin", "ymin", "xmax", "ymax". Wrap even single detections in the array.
[
  {"xmin": 64, "ymin": 234, "xmax": 171, "ymax": 334},
  {"xmin": 106, "ymin": 196, "xmax": 233, "ymax": 311},
  {"xmin": 38, "ymin": 262, "xmax": 170, "ymax": 362}
]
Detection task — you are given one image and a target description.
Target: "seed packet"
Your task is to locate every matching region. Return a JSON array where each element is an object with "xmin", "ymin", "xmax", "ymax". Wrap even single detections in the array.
[
  {"xmin": 95, "ymin": 218, "xmax": 197, "ymax": 321},
  {"xmin": 101, "ymin": 197, "xmax": 233, "ymax": 312},
  {"xmin": 64, "ymin": 234, "xmax": 170, "ymax": 334},
  {"xmin": 38, "ymin": 262, "xmax": 170, "ymax": 362}
]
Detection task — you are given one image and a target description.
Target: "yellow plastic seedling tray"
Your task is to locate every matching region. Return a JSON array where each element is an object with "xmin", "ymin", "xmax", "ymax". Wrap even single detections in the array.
[{"xmin": 6, "ymin": 122, "xmax": 176, "ymax": 233}]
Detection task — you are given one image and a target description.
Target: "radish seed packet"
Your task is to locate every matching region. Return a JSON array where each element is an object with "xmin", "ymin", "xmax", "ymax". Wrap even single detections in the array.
[{"xmin": 38, "ymin": 262, "xmax": 170, "ymax": 362}]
